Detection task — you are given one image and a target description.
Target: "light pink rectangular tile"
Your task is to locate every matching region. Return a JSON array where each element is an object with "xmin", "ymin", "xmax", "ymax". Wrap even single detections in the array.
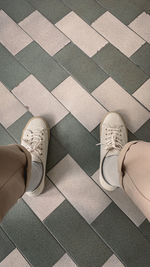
[
  {"xmin": 0, "ymin": 82, "xmax": 27, "ymax": 128},
  {"xmin": 92, "ymin": 11, "xmax": 145, "ymax": 57},
  {"xmin": 102, "ymin": 254, "xmax": 124, "ymax": 267},
  {"xmin": 52, "ymin": 76, "xmax": 107, "ymax": 131},
  {"xmin": 0, "ymin": 249, "xmax": 29, "ymax": 267},
  {"xmin": 53, "ymin": 253, "xmax": 77, "ymax": 267},
  {"xmin": 19, "ymin": 11, "xmax": 70, "ymax": 56},
  {"xmin": 48, "ymin": 155, "xmax": 111, "ymax": 224},
  {"xmin": 12, "ymin": 75, "xmax": 69, "ymax": 128},
  {"xmin": 129, "ymin": 12, "xmax": 150, "ymax": 43},
  {"xmin": 0, "ymin": 10, "xmax": 32, "ymax": 55},
  {"xmin": 92, "ymin": 170, "xmax": 145, "ymax": 226},
  {"xmin": 92, "ymin": 77, "xmax": 150, "ymax": 132},
  {"xmin": 133, "ymin": 79, "xmax": 150, "ymax": 110},
  {"xmin": 56, "ymin": 11, "xmax": 107, "ymax": 57},
  {"xmin": 23, "ymin": 178, "xmax": 65, "ymax": 221}
]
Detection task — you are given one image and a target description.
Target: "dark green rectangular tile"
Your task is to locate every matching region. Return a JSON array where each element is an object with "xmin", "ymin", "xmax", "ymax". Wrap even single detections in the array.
[
  {"xmin": 96, "ymin": 0, "xmax": 143, "ymax": 25},
  {"xmin": 51, "ymin": 114, "xmax": 100, "ymax": 176},
  {"xmin": 0, "ymin": 227, "xmax": 15, "ymax": 263},
  {"xmin": 44, "ymin": 200, "xmax": 112, "ymax": 267},
  {"xmin": 26, "ymin": 0, "xmax": 71, "ymax": 23},
  {"xmin": 140, "ymin": 219, "xmax": 150, "ymax": 243},
  {"xmin": 7, "ymin": 112, "xmax": 33, "ymax": 143},
  {"xmin": 92, "ymin": 202, "xmax": 150, "ymax": 267},
  {"xmin": 135, "ymin": 119, "xmax": 150, "ymax": 142},
  {"xmin": 93, "ymin": 43, "xmax": 148, "ymax": 94},
  {"xmin": 0, "ymin": 0, "xmax": 34, "ymax": 23},
  {"xmin": 46, "ymin": 135, "xmax": 67, "ymax": 172},
  {"xmin": 63, "ymin": 0, "xmax": 106, "ymax": 24},
  {"xmin": 1, "ymin": 199, "xmax": 65, "ymax": 267},
  {"xmin": 132, "ymin": 0, "xmax": 150, "ymax": 14},
  {"xmin": 131, "ymin": 43, "xmax": 150, "ymax": 76},
  {"xmin": 16, "ymin": 42, "xmax": 69, "ymax": 92},
  {"xmin": 0, "ymin": 124, "xmax": 14, "ymax": 145},
  {"xmin": 54, "ymin": 42, "xmax": 108, "ymax": 93},
  {"xmin": 0, "ymin": 44, "xmax": 29, "ymax": 90}
]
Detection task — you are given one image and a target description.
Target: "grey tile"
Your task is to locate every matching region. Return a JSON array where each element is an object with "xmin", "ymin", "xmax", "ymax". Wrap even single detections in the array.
[
  {"xmin": 7, "ymin": 112, "xmax": 33, "ymax": 143},
  {"xmin": 92, "ymin": 202, "xmax": 150, "ymax": 267},
  {"xmin": 132, "ymin": 0, "xmax": 150, "ymax": 14},
  {"xmin": 0, "ymin": 0, "xmax": 34, "ymax": 23},
  {"xmin": 0, "ymin": 44, "xmax": 29, "ymax": 90},
  {"xmin": 0, "ymin": 227, "xmax": 15, "ymax": 263},
  {"xmin": 135, "ymin": 119, "xmax": 150, "ymax": 142},
  {"xmin": 51, "ymin": 114, "xmax": 100, "ymax": 176},
  {"xmin": 54, "ymin": 42, "xmax": 108, "ymax": 93},
  {"xmin": 93, "ymin": 43, "xmax": 148, "ymax": 94},
  {"xmin": 1, "ymin": 199, "xmax": 65, "ymax": 267},
  {"xmin": 26, "ymin": 0, "xmax": 71, "ymax": 24},
  {"xmin": 0, "ymin": 124, "xmax": 14, "ymax": 145},
  {"xmin": 140, "ymin": 219, "xmax": 150, "ymax": 243},
  {"xmin": 131, "ymin": 43, "xmax": 150, "ymax": 76},
  {"xmin": 62, "ymin": 0, "xmax": 106, "ymax": 24},
  {"xmin": 16, "ymin": 42, "xmax": 69, "ymax": 92},
  {"xmin": 44, "ymin": 200, "xmax": 112, "ymax": 267},
  {"xmin": 46, "ymin": 135, "xmax": 67, "ymax": 172},
  {"xmin": 96, "ymin": 0, "xmax": 143, "ymax": 25}
]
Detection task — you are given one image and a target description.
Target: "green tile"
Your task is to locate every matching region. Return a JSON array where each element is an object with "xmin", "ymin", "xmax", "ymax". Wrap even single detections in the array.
[
  {"xmin": 54, "ymin": 42, "xmax": 108, "ymax": 93},
  {"xmin": 63, "ymin": 0, "xmax": 106, "ymax": 24},
  {"xmin": 93, "ymin": 43, "xmax": 148, "ymax": 94},
  {"xmin": 51, "ymin": 114, "xmax": 100, "ymax": 176},
  {"xmin": 135, "ymin": 119, "xmax": 150, "ymax": 142},
  {"xmin": 0, "ymin": 124, "xmax": 14, "ymax": 145},
  {"xmin": 92, "ymin": 202, "xmax": 150, "ymax": 267},
  {"xmin": 16, "ymin": 42, "xmax": 69, "ymax": 92},
  {"xmin": 46, "ymin": 135, "xmax": 67, "ymax": 172},
  {"xmin": 7, "ymin": 112, "xmax": 33, "ymax": 143},
  {"xmin": 132, "ymin": 0, "xmax": 150, "ymax": 14},
  {"xmin": 96, "ymin": 0, "xmax": 142, "ymax": 25},
  {"xmin": 131, "ymin": 43, "xmax": 150, "ymax": 76},
  {"xmin": 0, "ymin": 0, "xmax": 34, "ymax": 23},
  {"xmin": 1, "ymin": 199, "xmax": 65, "ymax": 267},
  {"xmin": 140, "ymin": 220, "xmax": 150, "ymax": 243},
  {"xmin": 44, "ymin": 200, "xmax": 112, "ymax": 266},
  {"xmin": 0, "ymin": 227, "xmax": 15, "ymax": 263},
  {"xmin": 0, "ymin": 44, "xmax": 29, "ymax": 90},
  {"xmin": 26, "ymin": 0, "xmax": 71, "ymax": 24}
]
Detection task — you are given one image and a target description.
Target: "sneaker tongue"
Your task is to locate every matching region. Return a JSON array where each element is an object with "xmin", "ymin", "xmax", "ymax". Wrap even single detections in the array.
[{"xmin": 31, "ymin": 154, "xmax": 41, "ymax": 163}]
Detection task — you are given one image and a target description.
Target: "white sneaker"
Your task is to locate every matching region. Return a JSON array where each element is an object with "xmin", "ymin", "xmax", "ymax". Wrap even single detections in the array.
[
  {"xmin": 99, "ymin": 112, "xmax": 128, "ymax": 191},
  {"xmin": 21, "ymin": 117, "xmax": 50, "ymax": 196}
]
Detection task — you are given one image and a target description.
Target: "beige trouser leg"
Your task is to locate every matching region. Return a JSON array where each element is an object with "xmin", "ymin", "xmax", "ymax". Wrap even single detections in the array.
[
  {"xmin": 0, "ymin": 144, "xmax": 31, "ymax": 222},
  {"xmin": 119, "ymin": 141, "xmax": 150, "ymax": 221}
]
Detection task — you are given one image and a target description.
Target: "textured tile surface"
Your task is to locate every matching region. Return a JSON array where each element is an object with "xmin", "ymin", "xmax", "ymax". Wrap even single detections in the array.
[
  {"xmin": 19, "ymin": 11, "xmax": 70, "ymax": 56},
  {"xmin": 0, "ymin": 249, "xmax": 30, "ymax": 267},
  {"xmin": 56, "ymin": 11, "xmax": 107, "ymax": 57},
  {"xmin": 92, "ymin": 12, "xmax": 145, "ymax": 57},
  {"xmin": 133, "ymin": 79, "xmax": 150, "ymax": 110},
  {"xmin": 53, "ymin": 253, "xmax": 77, "ymax": 267},
  {"xmin": 129, "ymin": 12, "xmax": 150, "ymax": 43},
  {"xmin": 102, "ymin": 254, "xmax": 124, "ymax": 267},
  {"xmin": 131, "ymin": 43, "xmax": 150, "ymax": 75},
  {"xmin": 0, "ymin": 227, "xmax": 14, "ymax": 263}
]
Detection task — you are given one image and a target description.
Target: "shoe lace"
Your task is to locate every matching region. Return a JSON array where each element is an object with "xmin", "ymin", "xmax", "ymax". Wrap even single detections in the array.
[
  {"xmin": 22, "ymin": 129, "xmax": 44, "ymax": 156},
  {"xmin": 97, "ymin": 127, "xmax": 123, "ymax": 151}
]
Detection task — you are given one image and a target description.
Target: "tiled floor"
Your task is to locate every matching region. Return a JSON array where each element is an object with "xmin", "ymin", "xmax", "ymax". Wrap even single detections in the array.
[{"xmin": 0, "ymin": 0, "xmax": 150, "ymax": 266}]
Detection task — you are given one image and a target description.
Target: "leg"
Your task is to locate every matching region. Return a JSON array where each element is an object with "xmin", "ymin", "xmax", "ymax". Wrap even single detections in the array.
[
  {"xmin": 119, "ymin": 141, "xmax": 150, "ymax": 221},
  {"xmin": 0, "ymin": 144, "xmax": 31, "ymax": 221}
]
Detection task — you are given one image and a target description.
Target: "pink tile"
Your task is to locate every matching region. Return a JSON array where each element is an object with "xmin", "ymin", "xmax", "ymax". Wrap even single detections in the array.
[
  {"xmin": 0, "ymin": 249, "xmax": 29, "ymax": 267},
  {"xmin": 48, "ymin": 155, "xmax": 111, "ymax": 224},
  {"xmin": 19, "ymin": 11, "xmax": 70, "ymax": 56},
  {"xmin": 92, "ymin": 78, "xmax": 150, "ymax": 132},
  {"xmin": 0, "ymin": 82, "xmax": 27, "ymax": 128},
  {"xmin": 129, "ymin": 12, "xmax": 150, "ymax": 43},
  {"xmin": 102, "ymin": 254, "xmax": 124, "ymax": 267},
  {"xmin": 52, "ymin": 76, "xmax": 107, "ymax": 131},
  {"xmin": 133, "ymin": 79, "xmax": 150, "ymax": 110},
  {"xmin": 0, "ymin": 10, "xmax": 32, "ymax": 55},
  {"xmin": 23, "ymin": 178, "xmax": 64, "ymax": 221},
  {"xmin": 56, "ymin": 11, "xmax": 107, "ymax": 57},
  {"xmin": 53, "ymin": 254, "xmax": 77, "ymax": 267},
  {"xmin": 92, "ymin": 11, "xmax": 145, "ymax": 57},
  {"xmin": 92, "ymin": 170, "xmax": 145, "ymax": 226},
  {"xmin": 12, "ymin": 75, "xmax": 69, "ymax": 128}
]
